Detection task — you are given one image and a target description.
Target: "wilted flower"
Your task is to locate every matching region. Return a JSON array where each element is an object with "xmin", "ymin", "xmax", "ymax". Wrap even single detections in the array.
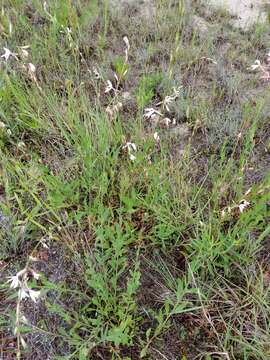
[
  {"xmin": 123, "ymin": 36, "xmax": 130, "ymax": 63},
  {"xmin": 106, "ymin": 102, "xmax": 123, "ymax": 117},
  {"xmin": 160, "ymin": 117, "xmax": 172, "ymax": 128},
  {"xmin": 21, "ymin": 49, "xmax": 29, "ymax": 59},
  {"xmin": 18, "ymin": 45, "xmax": 30, "ymax": 59}
]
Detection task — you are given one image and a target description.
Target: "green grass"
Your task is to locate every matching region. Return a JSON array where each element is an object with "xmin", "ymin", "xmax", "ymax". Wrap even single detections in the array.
[{"xmin": 0, "ymin": 0, "xmax": 270, "ymax": 359}]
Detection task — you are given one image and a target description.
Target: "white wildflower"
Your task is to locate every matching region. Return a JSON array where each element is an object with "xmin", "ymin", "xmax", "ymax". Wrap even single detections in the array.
[
  {"xmin": 18, "ymin": 141, "xmax": 26, "ymax": 149},
  {"xmin": 113, "ymin": 72, "xmax": 119, "ymax": 82},
  {"xmin": 153, "ymin": 132, "xmax": 160, "ymax": 142},
  {"xmin": 156, "ymin": 86, "xmax": 182, "ymax": 112},
  {"xmin": 123, "ymin": 36, "xmax": 130, "ymax": 52},
  {"xmin": 19, "ymin": 287, "xmax": 29, "ymax": 300},
  {"xmin": 28, "ymin": 289, "xmax": 41, "ymax": 303},
  {"xmin": 248, "ymin": 59, "xmax": 261, "ymax": 71},
  {"xmin": 124, "ymin": 142, "xmax": 137, "ymax": 152},
  {"xmin": 7, "ymin": 275, "xmax": 20, "ymax": 289},
  {"xmin": 144, "ymin": 108, "xmax": 163, "ymax": 119},
  {"xmin": 129, "ymin": 153, "xmax": 136, "ymax": 161},
  {"xmin": 123, "ymin": 142, "xmax": 137, "ymax": 161},
  {"xmin": 41, "ymin": 237, "xmax": 49, "ymax": 249},
  {"xmin": 1, "ymin": 47, "xmax": 17, "ymax": 61},
  {"xmin": 105, "ymin": 80, "xmax": 114, "ymax": 93},
  {"xmin": 31, "ymin": 269, "xmax": 40, "ymax": 280},
  {"xmin": 20, "ymin": 315, "xmax": 29, "ymax": 324},
  {"xmin": 239, "ymin": 199, "xmax": 250, "ymax": 213},
  {"xmin": 123, "ymin": 36, "xmax": 130, "ymax": 63},
  {"xmin": 20, "ymin": 336, "xmax": 27, "ymax": 349},
  {"xmin": 0, "ymin": 121, "xmax": 6, "ymax": 129},
  {"xmin": 28, "ymin": 63, "xmax": 36, "ymax": 73}
]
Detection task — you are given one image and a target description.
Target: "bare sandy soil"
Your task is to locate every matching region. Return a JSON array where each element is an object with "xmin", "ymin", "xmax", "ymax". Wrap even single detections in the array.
[{"xmin": 207, "ymin": 0, "xmax": 268, "ymax": 28}]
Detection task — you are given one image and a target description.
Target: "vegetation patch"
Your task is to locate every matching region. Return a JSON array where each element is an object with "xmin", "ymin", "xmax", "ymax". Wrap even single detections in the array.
[{"xmin": 0, "ymin": 0, "xmax": 269, "ymax": 359}]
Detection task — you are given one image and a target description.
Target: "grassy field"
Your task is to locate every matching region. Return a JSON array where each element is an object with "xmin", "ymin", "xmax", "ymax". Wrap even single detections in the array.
[{"xmin": 0, "ymin": 0, "xmax": 270, "ymax": 359}]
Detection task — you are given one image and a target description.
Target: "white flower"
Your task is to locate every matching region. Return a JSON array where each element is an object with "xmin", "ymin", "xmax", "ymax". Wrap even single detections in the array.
[
  {"xmin": 123, "ymin": 36, "xmax": 130, "ymax": 52},
  {"xmin": 129, "ymin": 153, "xmax": 136, "ymax": 161},
  {"xmin": 124, "ymin": 142, "xmax": 137, "ymax": 152},
  {"xmin": 19, "ymin": 287, "xmax": 29, "ymax": 300},
  {"xmin": 20, "ymin": 337, "xmax": 27, "ymax": 349},
  {"xmin": 18, "ymin": 141, "xmax": 26, "ymax": 149},
  {"xmin": 154, "ymin": 132, "xmax": 160, "ymax": 142},
  {"xmin": 156, "ymin": 86, "xmax": 182, "ymax": 112},
  {"xmin": 20, "ymin": 315, "xmax": 29, "ymax": 324},
  {"xmin": 105, "ymin": 80, "xmax": 114, "ymax": 93},
  {"xmin": 0, "ymin": 121, "xmax": 6, "ymax": 129},
  {"xmin": 1, "ymin": 47, "xmax": 16, "ymax": 61},
  {"xmin": 248, "ymin": 59, "xmax": 261, "ymax": 71},
  {"xmin": 123, "ymin": 36, "xmax": 130, "ymax": 63},
  {"xmin": 144, "ymin": 108, "xmax": 163, "ymax": 119},
  {"xmin": 123, "ymin": 142, "xmax": 137, "ymax": 161},
  {"xmin": 239, "ymin": 199, "xmax": 250, "ymax": 213},
  {"xmin": 31, "ymin": 270, "xmax": 40, "ymax": 280},
  {"xmin": 28, "ymin": 289, "xmax": 41, "ymax": 303},
  {"xmin": 28, "ymin": 63, "xmax": 36, "ymax": 73},
  {"xmin": 7, "ymin": 275, "xmax": 20, "ymax": 289}
]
